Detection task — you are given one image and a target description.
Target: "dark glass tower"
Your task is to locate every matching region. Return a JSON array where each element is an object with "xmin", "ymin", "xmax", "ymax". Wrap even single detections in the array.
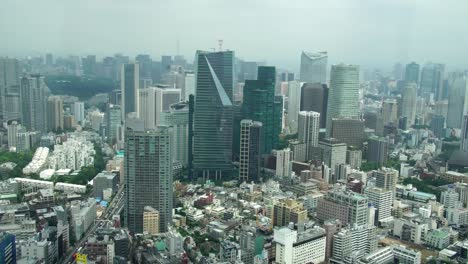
[
  {"xmin": 124, "ymin": 124, "xmax": 173, "ymax": 233},
  {"xmin": 242, "ymin": 66, "xmax": 282, "ymax": 154},
  {"xmin": 121, "ymin": 63, "xmax": 139, "ymax": 119},
  {"xmin": 192, "ymin": 51, "xmax": 234, "ymax": 179},
  {"xmin": 300, "ymin": 83, "xmax": 329, "ymax": 128}
]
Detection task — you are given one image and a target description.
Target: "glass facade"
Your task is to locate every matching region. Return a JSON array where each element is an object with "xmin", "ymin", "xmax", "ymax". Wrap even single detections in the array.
[
  {"xmin": 192, "ymin": 51, "xmax": 234, "ymax": 178},
  {"xmin": 242, "ymin": 66, "xmax": 282, "ymax": 154}
]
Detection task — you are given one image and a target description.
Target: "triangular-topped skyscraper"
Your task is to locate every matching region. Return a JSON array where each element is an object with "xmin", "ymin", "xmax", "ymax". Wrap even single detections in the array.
[{"xmin": 192, "ymin": 50, "xmax": 234, "ymax": 179}]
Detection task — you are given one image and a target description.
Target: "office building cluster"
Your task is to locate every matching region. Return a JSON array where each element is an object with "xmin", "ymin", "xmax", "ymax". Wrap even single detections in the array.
[{"xmin": 0, "ymin": 41, "xmax": 467, "ymax": 264}]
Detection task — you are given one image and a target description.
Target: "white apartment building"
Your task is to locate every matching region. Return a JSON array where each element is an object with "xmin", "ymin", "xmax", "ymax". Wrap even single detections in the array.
[
  {"xmin": 71, "ymin": 198, "xmax": 96, "ymax": 239},
  {"xmin": 274, "ymin": 226, "xmax": 326, "ymax": 264},
  {"xmin": 275, "ymin": 148, "xmax": 292, "ymax": 178},
  {"xmin": 23, "ymin": 147, "xmax": 49, "ymax": 175},
  {"xmin": 48, "ymin": 138, "xmax": 94, "ymax": 170}
]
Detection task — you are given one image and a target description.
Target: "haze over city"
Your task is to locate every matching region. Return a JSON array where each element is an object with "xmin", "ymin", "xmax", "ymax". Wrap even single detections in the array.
[
  {"xmin": 2, "ymin": 0, "xmax": 468, "ymax": 71},
  {"xmin": 1, "ymin": 1, "xmax": 468, "ymax": 263}
]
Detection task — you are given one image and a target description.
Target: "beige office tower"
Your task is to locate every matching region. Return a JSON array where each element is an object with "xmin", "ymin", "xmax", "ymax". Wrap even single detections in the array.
[
  {"xmin": 143, "ymin": 206, "xmax": 160, "ymax": 235},
  {"xmin": 47, "ymin": 96, "xmax": 64, "ymax": 132}
]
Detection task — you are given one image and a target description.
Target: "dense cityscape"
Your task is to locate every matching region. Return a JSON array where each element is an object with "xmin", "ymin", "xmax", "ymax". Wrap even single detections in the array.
[{"xmin": 2, "ymin": 2, "xmax": 468, "ymax": 264}]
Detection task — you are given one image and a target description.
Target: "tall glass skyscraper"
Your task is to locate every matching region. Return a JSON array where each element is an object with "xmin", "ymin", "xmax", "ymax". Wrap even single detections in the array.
[
  {"xmin": 192, "ymin": 50, "xmax": 234, "ymax": 179},
  {"xmin": 326, "ymin": 64, "xmax": 360, "ymax": 134},
  {"xmin": 121, "ymin": 63, "xmax": 140, "ymax": 120},
  {"xmin": 447, "ymin": 75, "xmax": 468, "ymax": 128},
  {"xmin": 420, "ymin": 63, "xmax": 445, "ymax": 100},
  {"xmin": 301, "ymin": 83, "xmax": 329, "ymax": 128},
  {"xmin": 124, "ymin": 124, "xmax": 173, "ymax": 233},
  {"xmin": 299, "ymin": 51, "xmax": 328, "ymax": 83},
  {"xmin": 242, "ymin": 66, "xmax": 282, "ymax": 154},
  {"xmin": 404, "ymin": 62, "xmax": 420, "ymax": 85}
]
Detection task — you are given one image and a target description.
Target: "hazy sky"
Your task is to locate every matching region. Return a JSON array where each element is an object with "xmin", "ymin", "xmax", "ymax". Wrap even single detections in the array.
[{"xmin": 2, "ymin": 0, "xmax": 468, "ymax": 72}]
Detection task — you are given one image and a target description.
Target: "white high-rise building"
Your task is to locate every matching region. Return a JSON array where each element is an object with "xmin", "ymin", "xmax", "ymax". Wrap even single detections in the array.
[
  {"xmin": 364, "ymin": 187, "xmax": 393, "ymax": 223},
  {"xmin": 139, "ymin": 86, "xmax": 181, "ymax": 129},
  {"xmin": 298, "ymin": 111, "xmax": 320, "ymax": 160},
  {"xmin": 155, "ymin": 86, "xmax": 181, "ymax": 126},
  {"xmin": 7, "ymin": 121, "xmax": 21, "ymax": 150},
  {"xmin": 274, "ymin": 226, "xmax": 326, "ymax": 264},
  {"xmin": 299, "ymin": 51, "xmax": 328, "ymax": 84},
  {"xmin": 287, "ymin": 81, "xmax": 302, "ymax": 134},
  {"xmin": 402, "ymin": 82, "xmax": 417, "ymax": 128},
  {"xmin": 72, "ymin": 102, "xmax": 85, "ymax": 124},
  {"xmin": 184, "ymin": 72, "xmax": 195, "ymax": 101},
  {"xmin": 276, "ymin": 148, "xmax": 292, "ymax": 178},
  {"xmin": 326, "ymin": 64, "xmax": 360, "ymax": 134},
  {"xmin": 441, "ymin": 188, "xmax": 460, "ymax": 209},
  {"xmin": 161, "ymin": 102, "xmax": 189, "ymax": 167},
  {"xmin": 138, "ymin": 87, "xmax": 157, "ymax": 130},
  {"xmin": 447, "ymin": 75, "xmax": 468, "ymax": 128}
]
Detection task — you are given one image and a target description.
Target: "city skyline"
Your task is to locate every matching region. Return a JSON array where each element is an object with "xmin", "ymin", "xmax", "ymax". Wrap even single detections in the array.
[{"xmin": 2, "ymin": 1, "xmax": 468, "ymax": 72}]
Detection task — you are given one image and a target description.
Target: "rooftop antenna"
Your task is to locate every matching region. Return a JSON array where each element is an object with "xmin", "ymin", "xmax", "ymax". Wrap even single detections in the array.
[
  {"xmin": 176, "ymin": 39, "xmax": 180, "ymax": 56},
  {"xmin": 218, "ymin": 39, "xmax": 223, "ymax": 52}
]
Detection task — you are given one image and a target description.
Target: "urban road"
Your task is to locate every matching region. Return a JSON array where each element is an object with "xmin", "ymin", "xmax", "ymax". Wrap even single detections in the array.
[{"xmin": 60, "ymin": 185, "xmax": 125, "ymax": 264}]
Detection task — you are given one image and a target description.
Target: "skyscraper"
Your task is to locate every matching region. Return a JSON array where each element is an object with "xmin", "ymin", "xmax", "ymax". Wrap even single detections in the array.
[
  {"xmin": 0, "ymin": 58, "xmax": 20, "ymax": 122},
  {"xmin": 404, "ymin": 62, "xmax": 420, "ymax": 85},
  {"xmin": 420, "ymin": 63, "xmax": 445, "ymax": 100},
  {"xmin": 124, "ymin": 124, "xmax": 173, "ymax": 233},
  {"xmin": 192, "ymin": 50, "xmax": 234, "ymax": 178},
  {"xmin": 319, "ymin": 138, "xmax": 347, "ymax": 175},
  {"xmin": 82, "ymin": 55, "xmax": 97, "ymax": 76},
  {"xmin": 330, "ymin": 117, "xmax": 365, "ymax": 149},
  {"xmin": 184, "ymin": 71, "xmax": 195, "ymax": 101},
  {"xmin": 121, "ymin": 63, "xmax": 140, "ymax": 120},
  {"xmin": 402, "ymin": 82, "xmax": 417, "ymax": 128},
  {"xmin": 300, "ymin": 83, "xmax": 328, "ymax": 128},
  {"xmin": 430, "ymin": 115, "xmax": 446, "ymax": 139},
  {"xmin": 447, "ymin": 75, "xmax": 468, "ymax": 128},
  {"xmin": 381, "ymin": 99, "xmax": 398, "ymax": 126},
  {"xmin": 162, "ymin": 102, "xmax": 189, "ymax": 166},
  {"xmin": 298, "ymin": 111, "xmax": 320, "ymax": 160},
  {"xmin": 72, "ymin": 102, "xmax": 85, "ymax": 125},
  {"xmin": 299, "ymin": 51, "xmax": 328, "ymax": 83},
  {"xmin": 326, "ymin": 64, "xmax": 360, "ymax": 134},
  {"xmin": 0, "ymin": 232, "xmax": 16, "ymax": 264},
  {"xmin": 239, "ymin": 120, "xmax": 263, "ymax": 183},
  {"xmin": 242, "ymin": 66, "xmax": 282, "ymax": 154},
  {"xmin": 276, "ymin": 148, "xmax": 292, "ymax": 178},
  {"xmin": 367, "ymin": 136, "xmax": 388, "ymax": 166},
  {"xmin": 461, "ymin": 114, "xmax": 468, "ymax": 152},
  {"xmin": 287, "ymin": 80, "xmax": 302, "ymax": 134},
  {"xmin": 106, "ymin": 104, "xmax": 121, "ymax": 145},
  {"xmin": 46, "ymin": 96, "xmax": 64, "ymax": 132},
  {"xmin": 139, "ymin": 85, "xmax": 182, "ymax": 130},
  {"xmin": 20, "ymin": 75, "xmax": 48, "ymax": 132}
]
